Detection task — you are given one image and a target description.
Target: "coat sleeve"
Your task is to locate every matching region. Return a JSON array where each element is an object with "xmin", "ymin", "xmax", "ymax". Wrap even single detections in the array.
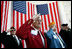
[
  {"xmin": 1, "ymin": 31, "xmax": 7, "ymax": 43},
  {"xmin": 16, "ymin": 19, "xmax": 34, "ymax": 39}
]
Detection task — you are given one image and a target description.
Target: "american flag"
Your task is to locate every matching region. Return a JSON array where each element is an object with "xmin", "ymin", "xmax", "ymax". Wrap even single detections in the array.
[
  {"xmin": 1, "ymin": 1, "xmax": 61, "ymax": 48},
  {"xmin": 36, "ymin": 1, "xmax": 61, "ymax": 33}
]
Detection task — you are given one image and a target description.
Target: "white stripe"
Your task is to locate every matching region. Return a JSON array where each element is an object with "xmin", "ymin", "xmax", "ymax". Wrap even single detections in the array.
[
  {"xmin": 54, "ymin": 2, "xmax": 61, "ymax": 32},
  {"xmin": 23, "ymin": 14, "xmax": 25, "ymax": 24},
  {"xmin": 40, "ymin": 15, "xmax": 42, "ymax": 31},
  {"xmin": 30, "ymin": 3, "xmax": 31, "ymax": 19},
  {"xmin": 51, "ymin": 3, "xmax": 58, "ymax": 32},
  {"xmin": 15, "ymin": 11, "xmax": 17, "ymax": 29},
  {"xmin": 51, "ymin": 3, "xmax": 56, "ymax": 23},
  {"xmin": 1, "ymin": 1, "xmax": 5, "ymax": 33},
  {"xmin": 31, "ymin": 3, "xmax": 33, "ymax": 18},
  {"xmin": 48, "ymin": 3, "xmax": 52, "ymax": 23},
  {"xmin": 26, "ymin": 2, "xmax": 28, "ymax": 21},
  {"xmin": 45, "ymin": 15, "xmax": 49, "ymax": 30},
  {"xmin": 4, "ymin": 1, "xmax": 8, "ymax": 31},
  {"xmin": 34, "ymin": 4, "xmax": 37, "ymax": 14},
  {"xmin": 19, "ymin": 12, "xmax": 21, "ymax": 27},
  {"xmin": 42, "ymin": 15, "xmax": 46, "ymax": 31}
]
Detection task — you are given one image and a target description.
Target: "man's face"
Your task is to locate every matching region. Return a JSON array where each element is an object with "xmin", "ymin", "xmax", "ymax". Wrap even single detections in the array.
[
  {"xmin": 10, "ymin": 29, "xmax": 16, "ymax": 35},
  {"xmin": 50, "ymin": 24, "xmax": 57, "ymax": 31},
  {"xmin": 62, "ymin": 26, "xmax": 68, "ymax": 30},
  {"xmin": 33, "ymin": 18, "xmax": 42, "ymax": 29}
]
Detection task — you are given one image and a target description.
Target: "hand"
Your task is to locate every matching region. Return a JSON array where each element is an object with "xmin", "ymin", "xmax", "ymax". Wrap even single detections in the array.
[{"xmin": 32, "ymin": 13, "xmax": 40, "ymax": 21}]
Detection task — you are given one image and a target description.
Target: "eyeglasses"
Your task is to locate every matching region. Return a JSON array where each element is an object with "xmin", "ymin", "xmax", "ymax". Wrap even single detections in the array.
[{"xmin": 10, "ymin": 29, "xmax": 16, "ymax": 31}]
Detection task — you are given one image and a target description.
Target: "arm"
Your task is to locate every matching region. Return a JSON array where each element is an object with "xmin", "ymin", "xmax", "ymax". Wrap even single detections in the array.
[
  {"xmin": 16, "ymin": 14, "xmax": 40, "ymax": 39},
  {"xmin": 16, "ymin": 19, "xmax": 33, "ymax": 39}
]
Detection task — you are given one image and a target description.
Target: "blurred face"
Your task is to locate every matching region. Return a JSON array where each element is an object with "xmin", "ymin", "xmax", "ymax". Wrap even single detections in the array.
[
  {"xmin": 33, "ymin": 18, "xmax": 42, "ymax": 30},
  {"xmin": 50, "ymin": 24, "xmax": 57, "ymax": 31},
  {"xmin": 10, "ymin": 29, "xmax": 16, "ymax": 35},
  {"xmin": 62, "ymin": 26, "xmax": 68, "ymax": 30}
]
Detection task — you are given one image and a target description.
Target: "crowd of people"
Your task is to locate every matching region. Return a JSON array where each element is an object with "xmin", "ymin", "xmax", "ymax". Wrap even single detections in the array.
[{"xmin": 1, "ymin": 14, "xmax": 71, "ymax": 48}]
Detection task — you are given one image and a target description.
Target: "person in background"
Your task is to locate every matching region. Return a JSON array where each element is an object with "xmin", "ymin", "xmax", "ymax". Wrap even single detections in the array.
[
  {"xmin": 16, "ymin": 14, "xmax": 47, "ymax": 48},
  {"xmin": 1, "ymin": 27, "xmax": 23, "ymax": 48},
  {"xmin": 45, "ymin": 22, "xmax": 66, "ymax": 48},
  {"xmin": 59, "ymin": 24, "xmax": 71, "ymax": 48},
  {"xmin": 44, "ymin": 30, "xmax": 51, "ymax": 48}
]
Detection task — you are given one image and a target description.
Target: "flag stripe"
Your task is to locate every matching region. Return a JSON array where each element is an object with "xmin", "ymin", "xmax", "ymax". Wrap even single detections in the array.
[
  {"xmin": 56, "ymin": 1, "xmax": 61, "ymax": 31},
  {"xmin": 28, "ymin": 2, "xmax": 30, "ymax": 20},
  {"xmin": 41, "ymin": 15, "xmax": 44, "ymax": 32},
  {"xmin": 47, "ymin": 14, "xmax": 50, "ymax": 25},
  {"xmin": 3, "ymin": 1, "xmax": 7, "ymax": 31},
  {"xmin": 13, "ymin": 10, "xmax": 15, "ymax": 27},
  {"xmin": 48, "ymin": 3, "xmax": 52, "ymax": 23},
  {"xmin": 49, "ymin": 3, "xmax": 54, "ymax": 22},
  {"xmin": 1, "ymin": 1, "xmax": 4, "ymax": 28},
  {"xmin": 53, "ymin": 2, "xmax": 59, "ymax": 33},
  {"xmin": 21, "ymin": 13, "xmax": 23, "ymax": 25},
  {"xmin": 45, "ymin": 15, "xmax": 49, "ymax": 30},
  {"xmin": 44, "ymin": 15, "xmax": 47, "ymax": 30},
  {"xmin": 5, "ymin": 1, "xmax": 9, "ymax": 31},
  {"xmin": 31, "ymin": 3, "xmax": 33, "ymax": 18},
  {"xmin": 16, "ymin": 11, "xmax": 19, "ymax": 30}
]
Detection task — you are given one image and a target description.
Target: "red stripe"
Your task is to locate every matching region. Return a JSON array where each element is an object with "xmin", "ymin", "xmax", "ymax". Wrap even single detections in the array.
[
  {"xmin": 44, "ymin": 15, "xmax": 47, "ymax": 30},
  {"xmin": 47, "ymin": 14, "xmax": 50, "ymax": 24},
  {"xmin": 41, "ymin": 15, "xmax": 44, "ymax": 32},
  {"xmin": 16, "ymin": 11, "xmax": 19, "ymax": 30},
  {"xmin": 56, "ymin": 1, "xmax": 61, "ymax": 30},
  {"xmin": 21, "ymin": 13, "xmax": 23, "ymax": 25},
  {"xmin": 53, "ymin": 2, "xmax": 59, "ymax": 33},
  {"xmin": 3, "ymin": 1, "xmax": 7, "ymax": 31},
  {"xmin": 28, "ymin": 2, "xmax": 30, "ymax": 20},
  {"xmin": 49, "ymin": 3, "xmax": 54, "ymax": 22},
  {"xmin": 47, "ymin": 14, "xmax": 50, "ymax": 30},
  {"xmin": 25, "ymin": 14, "xmax": 26, "ymax": 22},
  {"xmin": 1, "ymin": 1, "xmax": 4, "ymax": 28},
  {"xmin": 31, "ymin": 3, "xmax": 33, "ymax": 18},
  {"xmin": 13, "ymin": 10, "xmax": 15, "ymax": 27},
  {"xmin": 5, "ymin": 1, "xmax": 9, "ymax": 31}
]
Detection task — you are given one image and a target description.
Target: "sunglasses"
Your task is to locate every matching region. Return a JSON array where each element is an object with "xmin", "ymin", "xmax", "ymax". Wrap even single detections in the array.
[{"xmin": 10, "ymin": 29, "xmax": 16, "ymax": 31}]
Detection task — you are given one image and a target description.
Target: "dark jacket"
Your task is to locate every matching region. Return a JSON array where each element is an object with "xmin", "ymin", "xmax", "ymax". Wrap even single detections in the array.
[
  {"xmin": 59, "ymin": 28, "xmax": 71, "ymax": 48},
  {"xmin": 1, "ymin": 31, "xmax": 23, "ymax": 48}
]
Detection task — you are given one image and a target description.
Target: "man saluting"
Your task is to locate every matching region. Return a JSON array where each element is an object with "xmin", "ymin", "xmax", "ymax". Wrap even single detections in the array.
[{"xmin": 16, "ymin": 14, "xmax": 47, "ymax": 48}]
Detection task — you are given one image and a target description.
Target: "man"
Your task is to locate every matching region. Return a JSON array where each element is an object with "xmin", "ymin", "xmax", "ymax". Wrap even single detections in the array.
[
  {"xmin": 1, "ymin": 27, "xmax": 23, "ymax": 48},
  {"xmin": 59, "ymin": 24, "xmax": 71, "ymax": 48},
  {"xmin": 16, "ymin": 14, "xmax": 47, "ymax": 48},
  {"xmin": 45, "ymin": 22, "xmax": 66, "ymax": 48}
]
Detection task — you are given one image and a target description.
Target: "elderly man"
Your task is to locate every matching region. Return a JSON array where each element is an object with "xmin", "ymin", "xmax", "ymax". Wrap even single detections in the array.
[
  {"xmin": 1, "ymin": 27, "xmax": 23, "ymax": 48},
  {"xmin": 59, "ymin": 24, "xmax": 71, "ymax": 48},
  {"xmin": 45, "ymin": 22, "xmax": 66, "ymax": 48},
  {"xmin": 16, "ymin": 14, "xmax": 47, "ymax": 48}
]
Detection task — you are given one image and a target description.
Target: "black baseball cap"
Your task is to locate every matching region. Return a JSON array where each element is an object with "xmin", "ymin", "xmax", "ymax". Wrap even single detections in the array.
[{"xmin": 61, "ymin": 24, "xmax": 68, "ymax": 26}]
